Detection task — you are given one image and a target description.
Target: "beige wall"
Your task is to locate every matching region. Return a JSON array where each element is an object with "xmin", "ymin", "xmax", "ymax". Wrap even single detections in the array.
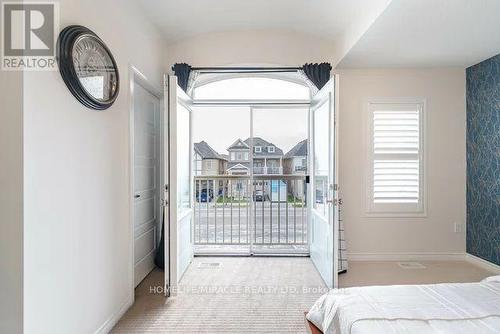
[
  {"xmin": 22, "ymin": 0, "xmax": 167, "ymax": 333},
  {"xmin": 0, "ymin": 70, "xmax": 24, "ymax": 333},
  {"xmin": 202, "ymin": 159, "xmax": 220, "ymax": 175},
  {"xmin": 165, "ymin": 30, "xmax": 336, "ymax": 68},
  {"xmin": 337, "ymin": 68, "xmax": 467, "ymax": 258}
]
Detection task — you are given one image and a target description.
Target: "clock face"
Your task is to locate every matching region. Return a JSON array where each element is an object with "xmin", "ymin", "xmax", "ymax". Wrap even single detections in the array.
[
  {"xmin": 72, "ymin": 35, "xmax": 118, "ymax": 103},
  {"xmin": 57, "ymin": 25, "xmax": 120, "ymax": 110}
]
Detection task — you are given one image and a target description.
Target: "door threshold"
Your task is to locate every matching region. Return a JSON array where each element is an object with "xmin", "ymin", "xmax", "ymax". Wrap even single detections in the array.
[{"xmin": 194, "ymin": 253, "xmax": 310, "ymax": 257}]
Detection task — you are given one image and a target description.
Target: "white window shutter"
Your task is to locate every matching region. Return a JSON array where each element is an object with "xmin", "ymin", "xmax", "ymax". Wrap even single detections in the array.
[{"xmin": 368, "ymin": 102, "xmax": 424, "ymax": 214}]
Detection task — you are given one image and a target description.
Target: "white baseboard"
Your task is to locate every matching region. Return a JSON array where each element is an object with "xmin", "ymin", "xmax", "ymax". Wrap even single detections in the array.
[
  {"xmin": 465, "ymin": 253, "xmax": 500, "ymax": 274},
  {"xmin": 347, "ymin": 252, "xmax": 465, "ymax": 262},
  {"xmin": 94, "ymin": 295, "xmax": 133, "ymax": 334}
]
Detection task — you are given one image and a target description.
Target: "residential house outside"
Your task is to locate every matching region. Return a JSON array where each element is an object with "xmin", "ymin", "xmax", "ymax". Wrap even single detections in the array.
[
  {"xmin": 226, "ymin": 137, "xmax": 284, "ymax": 175},
  {"xmin": 226, "ymin": 137, "xmax": 284, "ymax": 200},
  {"xmin": 194, "ymin": 141, "xmax": 227, "ymax": 176},
  {"xmin": 283, "ymin": 139, "xmax": 308, "ymax": 200},
  {"xmin": 193, "ymin": 141, "xmax": 227, "ymax": 200}
]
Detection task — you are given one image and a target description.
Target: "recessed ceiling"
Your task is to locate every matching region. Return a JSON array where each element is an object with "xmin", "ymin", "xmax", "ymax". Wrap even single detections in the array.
[
  {"xmin": 338, "ymin": 0, "xmax": 500, "ymax": 68},
  {"xmin": 135, "ymin": 0, "xmax": 391, "ymax": 43}
]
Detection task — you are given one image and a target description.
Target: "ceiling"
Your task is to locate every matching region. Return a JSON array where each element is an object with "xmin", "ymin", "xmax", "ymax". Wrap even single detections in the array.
[
  {"xmin": 135, "ymin": 0, "xmax": 391, "ymax": 43},
  {"xmin": 338, "ymin": 0, "xmax": 500, "ymax": 68}
]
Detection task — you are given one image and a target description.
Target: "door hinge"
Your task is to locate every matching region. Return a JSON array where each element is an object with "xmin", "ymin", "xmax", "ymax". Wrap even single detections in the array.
[{"xmin": 333, "ymin": 184, "xmax": 339, "ymax": 191}]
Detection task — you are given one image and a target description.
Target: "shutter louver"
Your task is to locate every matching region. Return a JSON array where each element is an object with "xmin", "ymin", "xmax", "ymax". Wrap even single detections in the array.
[{"xmin": 371, "ymin": 106, "xmax": 421, "ymax": 206}]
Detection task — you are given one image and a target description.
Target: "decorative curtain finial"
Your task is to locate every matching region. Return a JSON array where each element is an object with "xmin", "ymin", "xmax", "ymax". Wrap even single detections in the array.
[
  {"xmin": 302, "ymin": 63, "xmax": 332, "ymax": 90},
  {"xmin": 172, "ymin": 63, "xmax": 192, "ymax": 92}
]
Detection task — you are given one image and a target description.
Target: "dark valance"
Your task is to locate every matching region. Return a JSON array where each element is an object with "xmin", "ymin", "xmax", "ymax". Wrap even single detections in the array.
[
  {"xmin": 302, "ymin": 63, "xmax": 332, "ymax": 90},
  {"xmin": 172, "ymin": 63, "xmax": 192, "ymax": 92},
  {"xmin": 171, "ymin": 62, "xmax": 332, "ymax": 92}
]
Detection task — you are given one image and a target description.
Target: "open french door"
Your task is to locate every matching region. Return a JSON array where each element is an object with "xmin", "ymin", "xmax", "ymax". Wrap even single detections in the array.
[
  {"xmin": 309, "ymin": 77, "xmax": 339, "ymax": 289},
  {"xmin": 164, "ymin": 75, "xmax": 194, "ymax": 295}
]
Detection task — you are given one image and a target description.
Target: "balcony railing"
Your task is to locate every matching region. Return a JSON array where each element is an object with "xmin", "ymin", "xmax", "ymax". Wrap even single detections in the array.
[
  {"xmin": 193, "ymin": 175, "xmax": 307, "ymax": 252},
  {"xmin": 294, "ymin": 166, "xmax": 307, "ymax": 172},
  {"xmin": 252, "ymin": 166, "xmax": 283, "ymax": 175}
]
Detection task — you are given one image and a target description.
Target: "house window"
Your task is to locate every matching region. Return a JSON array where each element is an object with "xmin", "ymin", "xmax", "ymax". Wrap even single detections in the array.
[
  {"xmin": 206, "ymin": 160, "xmax": 213, "ymax": 169},
  {"xmin": 268, "ymin": 146, "xmax": 275, "ymax": 153},
  {"xmin": 367, "ymin": 101, "xmax": 424, "ymax": 215},
  {"xmin": 230, "ymin": 152, "xmax": 235, "ymax": 161},
  {"xmin": 236, "ymin": 152, "xmax": 243, "ymax": 160},
  {"xmin": 254, "ymin": 146, "xmax": 262, "ymax": 153},
  {"xmin": 194, "ymin": 153, "xmax": 202, "ymax": 176}
]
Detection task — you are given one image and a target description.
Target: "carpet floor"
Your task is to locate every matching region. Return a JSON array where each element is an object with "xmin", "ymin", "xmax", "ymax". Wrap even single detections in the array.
[
  {"xmin": 112, "ymin": 257, "xmax": 325, "ymax": 333},
  {"xmin": 112, "ymin": 257, "xmax": 495, "ymax": 333}
]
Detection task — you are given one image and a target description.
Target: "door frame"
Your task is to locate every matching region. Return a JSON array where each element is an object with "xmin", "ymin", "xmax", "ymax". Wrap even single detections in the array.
[
  {"xmin": 189, "ymin": 103, "xmax": 311, "ymax": 257},
  {"xmin": 308, "ymin": 76, "xmax": 340, "ymax": 289},
  {"xmin": 128, "ymin": 65, "xmax": 163, "ymax": 301},
  {"xmin": 166, "ymin": 76, "xmax": 195, "ymax": 295}
]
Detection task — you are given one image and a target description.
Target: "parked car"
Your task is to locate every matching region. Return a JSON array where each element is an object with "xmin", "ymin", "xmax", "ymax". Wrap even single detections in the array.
[
  {"xmin": 196, "ymin": 189, "xmax": 213, "ymax": 202},
  {"xmin": 253, "ymin": 189, "xmax": 265, "ymax": 202}
]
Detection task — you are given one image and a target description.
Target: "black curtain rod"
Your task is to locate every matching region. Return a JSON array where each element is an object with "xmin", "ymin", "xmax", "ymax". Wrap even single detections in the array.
[
  {"xmin": 189, "ymin": 66, "xmax": 302, "ymax": 72},
  {"xmin": 196, "ymin": 70, "xmax": 300, "ymax": 74}
]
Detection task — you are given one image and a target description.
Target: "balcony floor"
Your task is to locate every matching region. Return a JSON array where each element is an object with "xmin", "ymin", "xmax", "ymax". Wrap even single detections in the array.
[{"xmin": 112, "ymin": 257, "xmax": 325, "ymax": 333}]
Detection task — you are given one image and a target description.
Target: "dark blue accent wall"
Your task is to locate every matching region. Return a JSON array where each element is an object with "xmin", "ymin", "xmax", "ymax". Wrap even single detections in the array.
[{"xmin": 466, "ymin": 54, "xmax": 500, "ymax": 265}]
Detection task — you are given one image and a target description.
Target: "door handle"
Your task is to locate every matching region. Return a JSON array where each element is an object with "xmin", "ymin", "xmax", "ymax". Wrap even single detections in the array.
[{"xmin": 134, "ymin": 194, "xmax": 140, "ymax": 199}]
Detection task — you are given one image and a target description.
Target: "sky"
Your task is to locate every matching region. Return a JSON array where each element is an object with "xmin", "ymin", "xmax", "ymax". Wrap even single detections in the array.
[{"xmin": 192, "ymin": 106, "xmax": 308, "ymax": 155}]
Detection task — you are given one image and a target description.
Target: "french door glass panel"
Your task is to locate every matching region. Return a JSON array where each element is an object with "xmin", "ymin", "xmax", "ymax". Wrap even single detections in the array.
[
  {"xmin": 191, "ymin": 106, "xmax": 251, "ymax": 254},
  {"xmin": 177, "ymin": 103, "xmax": 191, "ymax": 213},
  {"xmin": 313, "ymin": 101, "xmax": 329, "ymax": 218},
  {"xmin": 251, "ymin": 107, "xmax": 309, "ymax": 254}
]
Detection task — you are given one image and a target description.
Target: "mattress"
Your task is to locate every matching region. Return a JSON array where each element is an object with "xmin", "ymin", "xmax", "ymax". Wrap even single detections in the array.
[{"xmin": 306, "ymin": 276, "xmax": 500, "ymax": 334}]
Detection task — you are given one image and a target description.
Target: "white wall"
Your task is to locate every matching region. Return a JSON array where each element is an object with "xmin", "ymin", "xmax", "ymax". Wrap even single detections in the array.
[
  {"xmin": 22, "ymin": 0, "xmax": 166, "ymax": 333},
  {"xmin": 165, "ymin": 30, "xmax": 336, "ymax": 68},
  {"xmin": 337, "ymin": 68, "xmax": 466, "ymax": 258},
  {"xmin": 0, "ymin": 70, "xmax": 24, "ymax": 333}
]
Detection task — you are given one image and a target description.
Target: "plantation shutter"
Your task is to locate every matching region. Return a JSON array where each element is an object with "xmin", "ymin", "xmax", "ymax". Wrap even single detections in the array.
[{"xmin": 368, "ymin": 102, "xmax": 424, "ymax": 214}]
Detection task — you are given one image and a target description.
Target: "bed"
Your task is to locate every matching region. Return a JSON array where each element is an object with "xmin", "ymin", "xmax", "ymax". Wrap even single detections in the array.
[{"xmin": 305, "ymin": 275, "xmax": 500, "ymax": 334}]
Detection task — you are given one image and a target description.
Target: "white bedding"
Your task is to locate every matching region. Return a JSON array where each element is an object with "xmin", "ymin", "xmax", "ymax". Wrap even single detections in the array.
[{"xmin": 306, "ymin": 276, "xmax": 500, "ymax": 334}]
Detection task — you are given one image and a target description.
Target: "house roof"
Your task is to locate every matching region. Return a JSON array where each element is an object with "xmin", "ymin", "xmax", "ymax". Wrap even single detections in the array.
[
  {"xmin": 228, "ymin": 139, "xmax": 249, "ymax": 150},
  {"xmin": 194, "ymin": 141, "xmax": 226, "ymax": 160},
  {"xmin": 243, "ymin": 137, "xmax": 283, "ymax": 156},
  {"xmin": 285, "ymin": 139, "xmax": 308, "ymax": 158},
  {"xmin": 227, "ymin": 162, "xmax": 250, "ymax": 170}
]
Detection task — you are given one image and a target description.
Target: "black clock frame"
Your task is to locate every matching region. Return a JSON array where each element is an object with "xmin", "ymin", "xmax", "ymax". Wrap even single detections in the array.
[{"xmin": 57, "ymin": 25, "xmax": 119, "ymax": 110}]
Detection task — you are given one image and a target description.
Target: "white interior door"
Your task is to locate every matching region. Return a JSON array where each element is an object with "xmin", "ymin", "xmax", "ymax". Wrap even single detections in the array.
[
  {"xmin": 133, "ymin": 81, "xmax": 161, "ymax": 287},
  {"xmin": 309, "ymin": 78, "xmax": 339, "ymax": 289},
  {"xmin": 166, "ymin": 75, "xmax": 194, "ymax": 292}
]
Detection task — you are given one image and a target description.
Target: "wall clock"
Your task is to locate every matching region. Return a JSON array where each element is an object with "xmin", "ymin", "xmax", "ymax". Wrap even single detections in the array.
[{"xmin": 57, "ymin": 25, "xmax": 119, "ymax": 110}]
